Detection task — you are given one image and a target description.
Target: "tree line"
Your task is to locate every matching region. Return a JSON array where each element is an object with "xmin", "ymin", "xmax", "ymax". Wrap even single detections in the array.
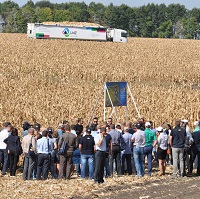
[{"xmin": 0, "ymin": 0, "xmax": 200, "ymax": 39}]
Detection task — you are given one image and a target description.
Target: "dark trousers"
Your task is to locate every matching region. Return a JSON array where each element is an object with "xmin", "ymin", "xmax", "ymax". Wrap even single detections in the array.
[
  {"xmin": 36, "ymin": 153, "xmax": 50, "ymax": 180},
  {"xmin": 9, "ymin": 153, "xmax": 19, "ymax": 176},
  {"xmin": 23, "ymin": 153, "xmax": 36, "ymax": 180},
  {"xmin": 94, "ymin": 151, "xmax": 106, "ymax": 183},
  {"xmin": 59, "ymin": 152, "xmax": 73, "ymax": 179},
  {"xmin": 122, "ymin": 154, "xmax": 132, "ymax": 175},
  {"xmin": 0, "ymin": 149, "xmax": 8, "ymax": 174},
  {"xmin": 189, "ymin": 147, "xmax": 200, "ymax": 175},
  {"xmin": 109, "ymin": 145, "xmax": 122, "ymax": 175}
]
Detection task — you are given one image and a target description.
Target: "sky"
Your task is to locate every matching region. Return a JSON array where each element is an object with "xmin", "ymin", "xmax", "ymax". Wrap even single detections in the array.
[{"xmin": 0, "ymin": 0, "xmax": 200, "ymax": 10}]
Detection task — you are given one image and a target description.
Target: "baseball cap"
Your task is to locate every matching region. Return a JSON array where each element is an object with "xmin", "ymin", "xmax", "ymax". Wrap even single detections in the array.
[
  {"xmin": 33, "ymin": 123, "xmax": 41, "ymax": 130},
  {"xmin": 135, "ymin": 122, "xmax": 142, "ymax": 129},
  {"xmin": 86, "ymin": 127, "xmax": 92, "ymax": 132},
  {"xmin": 156, "ymin": 126, "xmax": 163, "ymax": 132},
  {"xmin": 145, "ymin": 122, "xmax": 151, "ymax": 127},
  {"xmin": 181, "ymin": 119, "xmax": 188, "ymax": 123}
]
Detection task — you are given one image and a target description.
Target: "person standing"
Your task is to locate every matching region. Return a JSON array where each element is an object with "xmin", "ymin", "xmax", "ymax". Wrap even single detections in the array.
[
  {"xmin": 193, "ymin": 121, "xmax": 200, "ymax": 132},
  {"xmin": 144, "ymin": 122, "xmax": 157, "ymax": 176},
  {"xmin": 122, "ymin": 127, "xmax": 133, "ymax": 175},
  {"xmin": 74, "ymin": 118, "xmax": 83, "ymax": 137},
  {"xmin": 22, "ymin": 128, "xmax": 37, "ymax": 180},
  {"xmin": 58, "ymin": 125, "xmax": 77, "ymax": 180},
  {"xmin": 94, "ymin": 127, "xmax": 107, "ymax": 184},
  {"xmin": 91, "ymin": 117, "xmax": 98, "ymax": 127},
  {"xmin": 132, "ymin": 122, "xmax": 146, "ymax": 177},
  {"xmin": 156, "ymin": 126, "xmax": 168, "ymax": 176},
  {"xmin": 108, "ymin": 124, "xmax": 123, "ymax": 176},
  {"xmin": 189, "ymin": 128, "xmax": 200, "ymax": 176},
  {"xmin": 4, "ymin": 128, "xmax": 22, "ymax": 176},
  {"xmin": 170, "ymin": 120, "xmax": 187, "ymax": 177},
  {"xmin": 22, "ymin": 122, "xmax": 30, "ymax": 137},
  {"xmin": 0, "ymin": 122, "xmax": 12, "ymax": 175},
  {"xmin": 79, "ymin": 127, "xmax": 95, "ymax": 180},
  {"xmin": 36, "ymin": 130, "xmax": 53, "ymax": 180},
  {"xmin": 105, "ymin": 125, "xmax": 112, "ymax": 178}
]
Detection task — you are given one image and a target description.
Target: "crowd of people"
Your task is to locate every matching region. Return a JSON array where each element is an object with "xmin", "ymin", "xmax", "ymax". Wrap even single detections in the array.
[{"xmin": 0, "ymin": 117, "xmax": 200, "ymax": 184}]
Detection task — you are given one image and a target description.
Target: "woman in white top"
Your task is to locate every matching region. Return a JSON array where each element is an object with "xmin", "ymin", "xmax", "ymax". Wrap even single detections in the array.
[{"xmin": 156, "ymin": 126, "xmax": 169, "ymax": 176}]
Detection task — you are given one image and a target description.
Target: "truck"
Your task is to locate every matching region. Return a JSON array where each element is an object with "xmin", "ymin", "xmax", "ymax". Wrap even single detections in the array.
[{"xmin": 27, "ymin": 22, "xmax": 128, "ymax": 43}]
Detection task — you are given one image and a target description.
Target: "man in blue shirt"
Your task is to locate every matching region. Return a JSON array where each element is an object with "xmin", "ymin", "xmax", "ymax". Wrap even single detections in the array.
[
  {"xmin": 122, "ymin": 127, "xmax": 133, "ymax": 175},
  {"xmin": 36, "ymin": 130, "xmax": 53, "ymax": 180}
]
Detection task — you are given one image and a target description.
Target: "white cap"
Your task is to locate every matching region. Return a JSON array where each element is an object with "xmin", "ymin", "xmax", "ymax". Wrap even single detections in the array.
[
  {"xmin": 181, "ymin": 119, "xmax": 188, "ymax": 123},
  {"xmin": 145, "ymin": 122, "xmax": 151, "ymax": 127},
  {"xmin": 156, "ymin": 126, "xmax": 163, "ymax": 132},
  {"xmin": 194, "ymin": 121, "xmax": 199, "ymax": 126}
]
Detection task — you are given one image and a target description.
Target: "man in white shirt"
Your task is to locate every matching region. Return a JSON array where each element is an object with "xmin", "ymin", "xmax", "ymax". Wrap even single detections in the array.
[
  {"xmin": 94, "ymin": 127, "xmax": 107, "ymax": 184},
  {"xmin": 0, "ymin": 122, "xmax": 12, "ymax": 175},
  {"xmin": 131, "ymin": 122, "xmax": 146, "ymax": 177}
]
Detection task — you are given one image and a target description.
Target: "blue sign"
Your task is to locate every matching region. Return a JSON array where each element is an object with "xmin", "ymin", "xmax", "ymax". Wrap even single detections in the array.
[{"xmin": 105, "ymin": 82, "xmax": 127, "ymax": 107}]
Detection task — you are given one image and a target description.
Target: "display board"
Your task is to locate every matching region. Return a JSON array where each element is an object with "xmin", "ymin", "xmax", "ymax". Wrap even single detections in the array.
[{"xmin": 105, "ymin": 82, "xmax": 127, "ymax": 107}]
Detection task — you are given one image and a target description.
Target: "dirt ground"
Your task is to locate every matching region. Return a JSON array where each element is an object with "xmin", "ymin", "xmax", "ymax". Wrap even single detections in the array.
[{"xmin": 1, "ymin": 164, "xmax": 200, "ymax": 199}]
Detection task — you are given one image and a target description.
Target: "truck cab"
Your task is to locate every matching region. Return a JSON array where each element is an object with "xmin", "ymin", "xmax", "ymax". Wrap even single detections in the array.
[{"xmin": 107, "ymin": 29, "xmax": 128, "ymax": 43}]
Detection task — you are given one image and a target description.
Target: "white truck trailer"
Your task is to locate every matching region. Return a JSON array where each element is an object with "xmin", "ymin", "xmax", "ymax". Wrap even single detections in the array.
[{"xmin": 27, "ymin": 22, "xmax": 128, "ymax": 43}]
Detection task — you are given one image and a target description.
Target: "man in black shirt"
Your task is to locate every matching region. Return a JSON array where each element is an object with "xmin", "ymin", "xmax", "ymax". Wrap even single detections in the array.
[
  {"xmin": 105, "ymin": 125, "xmax": 112, "ymax": 177},
  {"xmin": 74, "ymin": 118, "xmax": 83, "ymax": 137},
  {"xmin": 79, "ymin": 127, "xmax": 95, "ymax": 180},
  {"xmin": 170, "ymin": 120, "xmax": 187, "ymax": 177}
]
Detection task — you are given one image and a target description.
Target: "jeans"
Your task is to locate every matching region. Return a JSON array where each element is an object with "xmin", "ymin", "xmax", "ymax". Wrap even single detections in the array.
[
  {"xmin": 109, "ymin": 145, "xmax": 122, "ymax": 175},
  {"xmin": 134, "ymin": 146, "xmax": 144, "ymax": 177},
  {"xmin": 0, "ymin": 149, "xmax": 8, "ymax": 174},
  {"xmin": 94, "ymin": 151, "xmax": 106, "ymax": 183},
  {"xmin": 81, "ymin": 154, "xmax": 94, "ymax": 179},
  {"xmin": 122, "ymin": 154, "xmax": 132, "ymax": 175},
  {"xmin": 23, "ymin": 153, "xmax": 36, "ymax": 180},
  {"xmin": 50, "ymin": 151, "xmax": 56, "ymax": 178},
  {"xmin": 172, "ymin": 147, "xmax": 184, "ymax": 176},
  {"xmin": 36, "ymin": 153, "xmax": 50, "ymax": 180},
  {"xmin": 144, "ymin": 145, "xmax": 153, "ymax": 175}
]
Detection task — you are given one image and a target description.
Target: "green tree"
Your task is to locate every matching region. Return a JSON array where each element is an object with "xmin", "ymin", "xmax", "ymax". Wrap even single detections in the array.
[
  {"xmin": 157, "ymin": 20, "xmax": 173, "ymax": 38},
  {"xmin": 67, "ymin": 2, "xmax": 90, "ymax": 22},
  {"xmin": 0, "ymin": 1, "xmax": 19, "ymax": 32},
  {"xmin": 182, "ymin": 17, "xmax": 200, "ymax": 39},
  {"xmin": 36, "ymin": 7, "xmax": 53, "ymax": 22},
  {"xmin": 88, "ymin": 2, "xmax": 106, "ymax": 24},
  {"xmin": 53, "ymin": 9, "xmax": 71, "ymax": 22},
  {"xmin": 35, "ymin": 0, "xmax": 54, "ymax": 9}
]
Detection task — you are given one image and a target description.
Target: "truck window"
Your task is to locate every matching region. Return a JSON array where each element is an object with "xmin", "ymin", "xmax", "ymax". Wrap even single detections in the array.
[{"xmin": 121, "ymin": 32, "xmax": 127, "ymax": 38}]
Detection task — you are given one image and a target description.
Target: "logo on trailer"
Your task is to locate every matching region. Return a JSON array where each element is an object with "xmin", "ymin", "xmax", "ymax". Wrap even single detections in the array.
[{"xmin": 62, "ymin": 28, "xmax": 70, "ymax": 37}]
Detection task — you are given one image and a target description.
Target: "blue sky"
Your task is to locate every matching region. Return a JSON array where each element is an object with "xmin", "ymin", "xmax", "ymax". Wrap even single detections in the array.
[{"xmin": 0, "ymin": 0, "xmax": 200, "ymax": 10}]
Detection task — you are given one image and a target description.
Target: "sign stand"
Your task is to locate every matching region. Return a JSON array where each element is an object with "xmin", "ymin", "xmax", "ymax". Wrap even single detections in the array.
[{"xmin": 88, "ymin": 82, "xmax": 141, "ymax": 125}]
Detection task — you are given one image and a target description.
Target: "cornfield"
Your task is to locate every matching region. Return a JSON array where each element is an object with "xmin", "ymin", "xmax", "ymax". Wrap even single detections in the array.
[{"xmin": 1, "ymin": 34, "xmax": 200, "ymax": 131}]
